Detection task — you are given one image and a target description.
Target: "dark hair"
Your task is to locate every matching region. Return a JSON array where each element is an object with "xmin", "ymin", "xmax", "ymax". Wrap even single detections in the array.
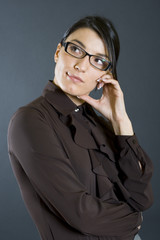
[{"xmin": 60, "ymin": 16, "xmax": 120, "ymax": 79}]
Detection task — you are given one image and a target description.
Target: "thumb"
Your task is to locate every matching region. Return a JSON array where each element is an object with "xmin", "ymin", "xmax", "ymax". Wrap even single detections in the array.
[{"xmin": 77, "ymin": 94, "xmax": 98, "ymax": 109}]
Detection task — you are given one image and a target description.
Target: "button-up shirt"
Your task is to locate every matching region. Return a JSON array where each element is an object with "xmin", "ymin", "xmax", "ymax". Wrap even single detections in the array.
[{"xmin": 8, "ymin": 80, "xmax": 153, "ymax": 240}]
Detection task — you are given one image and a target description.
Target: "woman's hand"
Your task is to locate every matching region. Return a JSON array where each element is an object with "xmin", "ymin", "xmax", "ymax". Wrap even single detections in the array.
[{"xmin": 78, "ymin": 74, "xmax": 134, "ymax": 135}]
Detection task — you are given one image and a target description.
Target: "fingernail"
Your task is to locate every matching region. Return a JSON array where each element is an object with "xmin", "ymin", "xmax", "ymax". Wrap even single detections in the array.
[
  {"xmin": 97, "ymin": 85, "xmax": 102, "ymax": 90},
  {"xmin": 77, "ymin": 96, "xmax": 81, "ymax": 99},
  {"xmin": 97, "ymin": 78, "xmax": 101, "ymax": 82}
]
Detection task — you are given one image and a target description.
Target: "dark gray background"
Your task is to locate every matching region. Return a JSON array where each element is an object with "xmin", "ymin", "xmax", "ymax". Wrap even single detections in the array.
[{"xmin": 1, "ymin": 0, "xmax": 160, "ymax": 239}]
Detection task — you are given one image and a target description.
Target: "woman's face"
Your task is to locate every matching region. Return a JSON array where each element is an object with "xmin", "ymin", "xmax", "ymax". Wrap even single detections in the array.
[{"xmin": 53, "ymin": 27, "xmax": 110, "ymax": 105}]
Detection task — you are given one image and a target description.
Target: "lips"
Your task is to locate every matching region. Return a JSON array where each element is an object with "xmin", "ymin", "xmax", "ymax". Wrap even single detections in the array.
[{"xmin": 67, "ymin": 72, "xmax": 83, "ymax": 83}]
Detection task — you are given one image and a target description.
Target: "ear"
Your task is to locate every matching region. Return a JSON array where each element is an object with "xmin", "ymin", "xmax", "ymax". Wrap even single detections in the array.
[{"xmin": 54, "ymin": 43, "xmax": 62, "ymax": 63}]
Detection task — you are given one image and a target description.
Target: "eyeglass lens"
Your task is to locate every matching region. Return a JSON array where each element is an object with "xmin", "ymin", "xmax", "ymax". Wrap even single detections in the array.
[{"xmin": 66, "ymin": 42, "xmax": 110, "ymax": 71}]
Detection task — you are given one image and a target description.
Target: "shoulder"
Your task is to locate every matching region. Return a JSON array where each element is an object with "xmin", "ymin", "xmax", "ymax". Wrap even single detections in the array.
[
  {"xmin": 9, "ymin": 107, "xmax": 43, "ymax": 129},
  {"xmin": 7, "ymin": 99, "xmax": 60, "ymax": 154},
  {"xmin": 8, "ymin": 94, "xmax": 56, "ymax": 129},
  {"xmin": 8, "ymin": 96, "xmax": 51, "ymax": 141}
]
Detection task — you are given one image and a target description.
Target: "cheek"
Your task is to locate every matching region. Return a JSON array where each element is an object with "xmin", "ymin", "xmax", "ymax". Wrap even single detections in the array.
[
  {"xmin": 56, "ymin": 57, "xmax": 64, "ymax": 71},
  {"xmin": 83, "ymin": 79, "xmax": 97, "ymax": 95},
  {"xmin": 55, "ymin": 54, "xmax": 74, "ymax": 78},
  {"xmin": 86, "ymin": 72, "xmax": 101, "ymax": 89},
  {"xmin": 88, "ymin": 81, "xmax": 97, "ymax": 90},
  {"xmin": 55, "ymin": 58, "xmax": 66, "ymax": 79}
]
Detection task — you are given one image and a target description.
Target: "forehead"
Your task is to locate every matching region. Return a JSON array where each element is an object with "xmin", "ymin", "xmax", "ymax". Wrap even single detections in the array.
[{"xmin": 66, "ymin": 27, "xmax": 107, "ymax": 55}]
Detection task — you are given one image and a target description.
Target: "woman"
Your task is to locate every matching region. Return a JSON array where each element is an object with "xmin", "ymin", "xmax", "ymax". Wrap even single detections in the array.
[{"xmin": 8, "ymin": 16, "xmax": 153, "ymax": 240}]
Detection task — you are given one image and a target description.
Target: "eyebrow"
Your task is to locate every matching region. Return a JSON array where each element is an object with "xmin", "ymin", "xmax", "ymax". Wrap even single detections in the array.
[
  {"xmin": 71, "ymin": 39, "xmax": 86, "ymax": 48},
  {"xmin": 71, "ymin": 39, "xmax": 109, "ymax": 58}
]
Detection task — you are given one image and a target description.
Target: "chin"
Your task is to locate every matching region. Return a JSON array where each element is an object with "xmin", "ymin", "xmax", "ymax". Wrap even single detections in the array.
[
  {"xmin": 61, "ymin": 84, "xmax": 81, "ymax": 96},
  {"xmin": 59, "ymin": 80, "xmax": 93, "ymax": 97}
]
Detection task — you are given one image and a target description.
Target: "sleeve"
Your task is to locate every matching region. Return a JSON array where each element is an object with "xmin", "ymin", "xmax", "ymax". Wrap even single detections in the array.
[
  {"xmin": 8, "ymin": 108, "xmax": 141, "ymax": 237},
  {"xmin": 115, "ymin": 134, "xmax": 153, "ymax": 212}
]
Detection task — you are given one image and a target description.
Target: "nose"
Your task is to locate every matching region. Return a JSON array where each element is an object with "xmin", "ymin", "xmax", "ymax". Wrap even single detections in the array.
[{"xmin": 74, "ymin": 55, "xmax": 90, "ymax": 72}]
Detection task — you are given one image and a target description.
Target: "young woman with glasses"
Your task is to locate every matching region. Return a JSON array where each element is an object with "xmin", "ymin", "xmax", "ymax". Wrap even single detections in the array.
[{"xmin": 8, "ymin": 16, "xmax": 153, "ymax": 240}]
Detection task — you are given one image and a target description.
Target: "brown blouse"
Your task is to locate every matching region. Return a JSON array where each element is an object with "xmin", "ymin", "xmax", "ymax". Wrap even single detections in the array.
[{"xmin": 8, "ymin": 80, "xmax": 153, "ymax": 240}]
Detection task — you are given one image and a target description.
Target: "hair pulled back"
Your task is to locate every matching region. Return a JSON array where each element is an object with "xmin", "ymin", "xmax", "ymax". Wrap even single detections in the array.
[{"xmin": 60, "ymin": 16, "xmax": 120, "ymax": 79}]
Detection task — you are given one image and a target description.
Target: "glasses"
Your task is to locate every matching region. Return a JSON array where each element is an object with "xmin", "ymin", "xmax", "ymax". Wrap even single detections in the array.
[{"xmin": 62, "ymin": 41, "xmax": 111, "ymax": 71}]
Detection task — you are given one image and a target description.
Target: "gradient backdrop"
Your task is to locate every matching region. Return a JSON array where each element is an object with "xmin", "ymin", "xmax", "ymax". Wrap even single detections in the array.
[{"xmin": 1, "ymin": 0, "xmax": 160, "ymax": 239}]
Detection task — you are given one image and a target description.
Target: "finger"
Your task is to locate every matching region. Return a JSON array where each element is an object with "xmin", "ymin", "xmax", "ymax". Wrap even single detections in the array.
[
  {"xmin": 100, "ymin": 73, "xmax": 113, "ymax": 79},
  {"xmin": 100, "ymin": 78, "xmax": 122, "ymax": 91},
  {"xmin": 96, "ymin": 74, "xmax": 113, "ymax": 82},
  {"xmin": 101, "ymin": 78, "xmax": 119, "ymax": 85},
  {"xmin": 97, "ymin": 74, "xmax": 118, "ymax": 84},
  {"xmin": 96, "ymin": 75, "xmax": 114, "ymax": 89},
  {"xmin": 97, "ymin": 81, "xmax": 105, "ymax": 90}
]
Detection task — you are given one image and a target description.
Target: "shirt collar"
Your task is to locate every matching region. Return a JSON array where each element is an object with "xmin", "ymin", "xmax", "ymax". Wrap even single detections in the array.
[
  {"xmin": 42, "ymin": 81, "xmax": 116, "ymax": 162},
  {"xmin": 42, "ymin": 81, "xmax": 97, "ymax": 125},
  {"xmin": 42, "ymin": 80, "xmax": 80, "ymax": 116}
]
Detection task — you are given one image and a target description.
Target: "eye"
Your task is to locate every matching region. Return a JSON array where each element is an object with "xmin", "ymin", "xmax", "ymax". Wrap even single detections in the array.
[
  {"xmin": 91, "ymin": 56, "xmax": 110, "ymax": 70},
  {"xmin": 93, "ymin": 57, "xmax": 105, "ymax": 66},
  {"xmin": 69, "ymin": 44, "xmax": 83, "ymax": 56}
]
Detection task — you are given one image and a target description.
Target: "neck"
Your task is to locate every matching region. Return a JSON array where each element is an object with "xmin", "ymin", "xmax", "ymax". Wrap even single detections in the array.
[
  {"xmin": 65, "ymin": 93, "xmax": 85, "ymax": 106},
  {"xmin": 52, "ymin": 80, "xmax": 85, "ymax": 106}
]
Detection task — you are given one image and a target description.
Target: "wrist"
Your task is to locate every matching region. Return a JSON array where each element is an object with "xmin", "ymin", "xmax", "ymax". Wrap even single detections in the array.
[{"xmin": 111, "ymin": 115, "xmax": 134, "ymax": 136}]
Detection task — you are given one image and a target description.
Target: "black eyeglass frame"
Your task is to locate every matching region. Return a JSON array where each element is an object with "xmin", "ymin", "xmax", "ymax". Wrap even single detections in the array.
[{"xmin": 62, "ymin": 41, "xmax": 111, "ymax": 71}]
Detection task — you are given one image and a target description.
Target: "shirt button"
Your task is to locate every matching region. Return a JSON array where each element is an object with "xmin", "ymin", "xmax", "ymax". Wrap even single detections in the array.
[{"xmin": 75, "ymin": 108, "xmax": 79, "ymax": 112}]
